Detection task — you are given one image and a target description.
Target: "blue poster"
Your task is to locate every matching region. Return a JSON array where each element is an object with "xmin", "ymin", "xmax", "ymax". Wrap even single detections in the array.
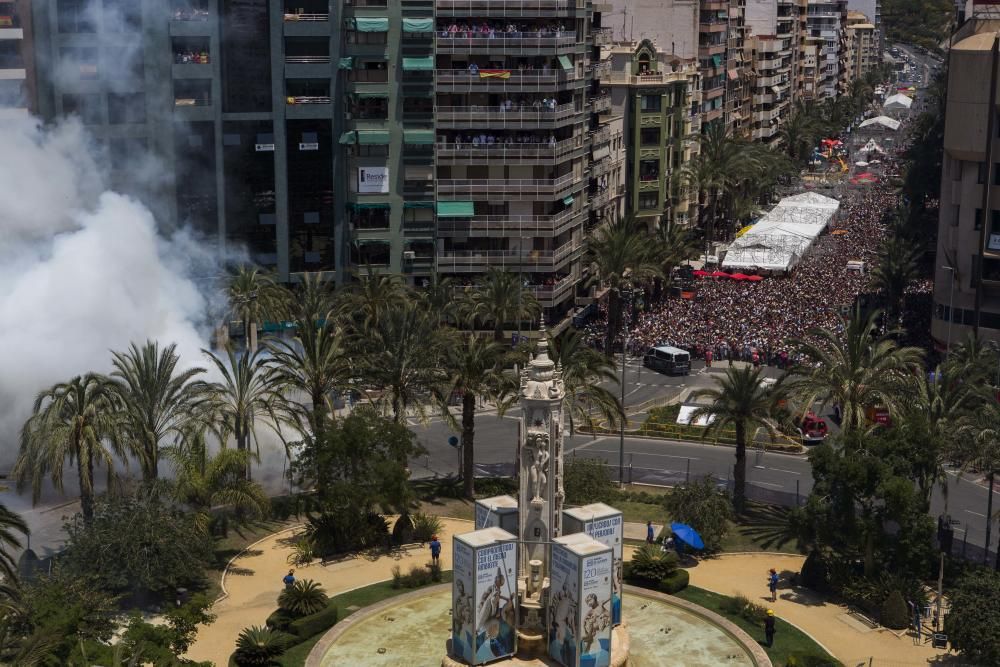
[
  {"xmin": 452, "ymin": 539, "xmax": 475, "ymax": 664},
  {"xmin": 578, "ymin": 551, "xmax": 613, "ymax": 667},
  {"xmin": 584, "ymin": 514, "xmax": 623, "ymax": 625},
  {"xmin": 548, "ymin": 544, "xmax": 579, "ymax": 667},
  {"xmin": 473, "ymin": 540, "xmax": 517, "ymax": 663}
]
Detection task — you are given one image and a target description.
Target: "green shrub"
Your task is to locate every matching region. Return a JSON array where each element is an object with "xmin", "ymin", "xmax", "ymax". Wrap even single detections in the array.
[
  {"xmin": 287, "ymin": 604, "xmax": 339, "ymax": 640},
  {"xmin": 662, "ymin": 478, "xmax": 732, "ymax": 552},
  {"xmin": 659, "ymin": 570, "xmax": 689, "ymax": 594},
  {"xmin": 785, "ymin": 652, "xmax": 842, "ymax": 666},
  {"xmin": 473, "ymin": 477, "xmax": 518, "ymax": 497},
  {"xmin": 306, "ymin": 510, "xmax": 389, "ymax": 557},
  {"xmin": 288, "ymin": 537, "xmax": 315, "ymax": 566},
  {"xmin": 278, "ymin": 580, "xmax": 329, "ymax": 617},
  {"xmin": 429, "ymin": 561, "xmax": 443, "ymax": 583},
  {"xmin": 391, "ymin": 565, "xmax": 404, "ymax": 589},
  {"xmin": 880, "ymin": 590, "xmax": 909, "ymax": 630},
  {"xmin": 629, "ymin": 545, "xmax": 679, "ymax": 583},
  {"xmin": 799, "ymin": 549, "xmax": 829, "ymax": 592},
  {"xmin": 390, "ymin": 563, "xmax": 439, "ymax": 589},
  {"xmin": 233, "ymin": 625, "xmax": 290, "ymax": 666},
  {"xmin": 412, "ymin": 513, "xmax": 444, "ymax": 543},
  {"xmin": 564, "ymin": 458, "xmax": 615, "ymax": 504},
  {"xmin": 269, "ymin": 496, "xmax": 295, "ymax": 521},
  {"xmin": 721, "ymin": 594, "xmax": 769, "ymax": 625},
  {"xmin": 265, "ymin": 608, "xmax": 295, "ymax": 632}
]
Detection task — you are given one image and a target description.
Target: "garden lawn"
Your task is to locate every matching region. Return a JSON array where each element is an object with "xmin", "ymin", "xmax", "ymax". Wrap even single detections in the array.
[
  {"xmin": 277, "ymin": 573, "xmax": 453, "ymax": 667},
  {"xmin": 674, "ymin": 586, "xmax": 841, "ymax": 666}
]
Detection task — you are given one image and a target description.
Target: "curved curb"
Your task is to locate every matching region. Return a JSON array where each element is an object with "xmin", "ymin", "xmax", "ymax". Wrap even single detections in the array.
[
  {"xmin": 625, "ymin": 585, "xmax": 773, "ymax": 667},
  {"xmin": 215, "ymin": 522, "xmax": 304, "ymax": 604}
]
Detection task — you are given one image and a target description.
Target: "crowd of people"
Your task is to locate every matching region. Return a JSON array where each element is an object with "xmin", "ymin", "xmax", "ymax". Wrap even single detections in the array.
[
  {"xmin": 584, "ymin": 181, "xmax": 902, "ymax": 364},
  {"xmin": 440, "ymin": 21, "xmax": 569, "ymax": 39}
]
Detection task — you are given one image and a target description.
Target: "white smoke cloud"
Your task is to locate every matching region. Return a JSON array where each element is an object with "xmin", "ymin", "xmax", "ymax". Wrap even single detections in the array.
[{"xmin": 0, "ymin": 115, "xmax": 215, "ymax": 474}]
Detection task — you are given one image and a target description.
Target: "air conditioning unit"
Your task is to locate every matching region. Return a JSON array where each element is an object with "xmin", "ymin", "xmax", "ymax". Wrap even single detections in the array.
[{"xmin": 403, "ymin": 251, "xmax": 416, "ymax": 260}]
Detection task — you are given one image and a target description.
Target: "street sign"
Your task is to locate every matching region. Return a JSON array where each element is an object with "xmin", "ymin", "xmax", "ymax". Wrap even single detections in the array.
[{"xmin": 449, "ymin": 436, "xmax": 459, "ymax": 448}]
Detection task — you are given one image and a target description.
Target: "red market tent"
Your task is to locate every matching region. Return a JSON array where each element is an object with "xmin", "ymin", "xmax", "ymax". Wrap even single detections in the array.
[
  {"xmin": 711, "ymin": 271, "xmax": 731, "ymax": 278},
  {"xmin": 746, "ymin": 275, "xmax": 764, "ymax": 282},
  {"xmin": 692, "ymin": 269, "xmax": 711, "ymax": 278},
  {"xmin": 729, "ymin": 273, "xmax": 752, "ymax": 280}
]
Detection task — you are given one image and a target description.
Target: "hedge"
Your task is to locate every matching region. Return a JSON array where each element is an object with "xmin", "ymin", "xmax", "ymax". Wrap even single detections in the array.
[
  {"xmin": 660, "ymin": 570, "xmax": 690, "ymax": 594},
  {"xmin": 266, "ymin": 608, "xmax": 296, "ymax": 632},
  {"xmin": 287, "ymin": 604, "xmax": 339, "ymax": 639}
]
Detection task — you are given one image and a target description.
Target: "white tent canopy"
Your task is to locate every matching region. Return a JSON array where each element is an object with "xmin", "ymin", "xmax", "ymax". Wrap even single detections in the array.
[
  {"xmin": 722, "ymin": 191, "xmax": 841, "ymax": 273},
  {"xmin": 883, "ymin": 93, "xmax": 913, "ymax": 110},
  {"xmin": 859, "ymin": 116, "xmax": 901, "ymax": 131},
  {"xmin": 861, "ymin": 139, "xmax": 886, "ymax": 154}
]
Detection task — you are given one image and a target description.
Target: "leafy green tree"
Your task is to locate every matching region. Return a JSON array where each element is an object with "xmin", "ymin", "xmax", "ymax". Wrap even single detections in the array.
[
  {"xmin": 234, "ymin": 625, "xmax": 290, "ymax": 667},
  {"xmin": 548, "ymin": 328, "xmax": 622, "ymax": 435},
  {"xmin": 690, "ymin": 366, "xmax": 783, "ymax": 513},
  {"xmin": 586, "ymin": 216, "xmax": 660, "ymax": 356},
  {"xmin": 277, "ymin": 580, "xmax": 329, "ymax": 617},
  {"xmin": 956, "ymin": 398, "xmax": 1000, "ymax": 569},
  {"xmin": 110, "ymin": 341, "xmax": 210, "ymax": 481},
  {"xmin": 438, "ymin": 334, "xmax": 514, "ymax": 499},
  {"xmin": 466, "ymin": 268, "xmax": 540, "ymax": 342},
  {"xmin": 563, "ymin": 457, "xmax": 615, "ymax": 505},
  {"xmin": 945, "ymin": 569, "xmax": 1000, "ymax": 666},
  {"xmin": 779, "ymin": 103, "xmax": 822, "ymax": 163},
  {"xmin": 14, "ymin": 373, "xmax": 125, "ymax": 523},
  {"xmin": 226, "ymin": 266, "xmax": 286, "ymax": 354},
  {"xmin": 663, "ymin": 477, "xmax": 733, "ymax": 550},
  {"xmin": 60, "ymin": 486, "xmax": 212, "ymax": 601},
  {"xmin": 166, "ymin": 440, "xmax": 270, "ymax": 534},
  {"xmin": 786, "ymin": 307, "xmax": 923, "ymax": 434},
  {"xmin": 871, "ymin": 236, "xmax": 922, "ymax": 324}
]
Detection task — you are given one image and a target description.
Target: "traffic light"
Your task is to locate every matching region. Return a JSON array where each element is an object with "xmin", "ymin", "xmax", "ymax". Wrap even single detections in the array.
[{"xmin": 937, "ymin": 515, "xmax": 954, "ymax": 554}]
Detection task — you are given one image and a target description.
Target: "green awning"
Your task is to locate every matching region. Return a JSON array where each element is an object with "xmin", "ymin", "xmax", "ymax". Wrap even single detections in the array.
[
  {"xmin": 338, "ymin": 57, "xmax": 353, "ymax": 70},
  {"xmin": 353, "ymin": 17, "xmax": 389, "ymax": 32},
  {"xmin": 403, "ymin": 129, "xmax": 435, "ymax": 144},
  {"xmin": 338, "ymin": 131, "xmax": 357, "ymax": 144},
  {"xmin": 562, "ymin": 195, "xmax": 574, "ymax": 205},
  {"xmin": 436, "ymin": 201, "xmax": 474, "ymax": 217},
  {"xmin": 402, "ymin": 56, "xmax": 434, "ymax": 71},
  {"xmin": 711, "ymin": 55, "xmax": 722, "ymax": 68},
  {"xmin": 347, "ymin": 202, "xmax": 391, "ymax": 210},
  {"xmin": 402, "ymin": 17, "xmax": 434, "ymax": 32},
  {"xmin": 404, "ymin": 201, "xmax": 435, "ymax": 209},
  {"xmin": 357, "ymin": 130, "xmax": 390, "ymax": 145},
  {"xmin": 353, "ymin": 90, "xmax": 389, "ymax": 99},
  {"xmin": 557, "ymin": 55, "xmax": 573, "ymax": 71}
]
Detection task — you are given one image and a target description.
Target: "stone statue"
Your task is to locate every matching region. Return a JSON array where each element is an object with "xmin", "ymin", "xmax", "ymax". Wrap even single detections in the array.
[{"xmin": 528, "ymin": 438, "xmax": 549, "ymax": 500}]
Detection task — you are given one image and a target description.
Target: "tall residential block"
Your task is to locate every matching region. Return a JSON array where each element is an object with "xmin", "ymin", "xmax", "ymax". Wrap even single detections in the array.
[
  {"xmin": 0, "ymin": 0, "xmax": 35, "ymax": 115},
  {"xmin": 805, "ymin": 0, "xmax": 847, "ymax": 99},
  {"xmin": 746, "ymin": 0, "xmax": 802, "ymax": 144},
  {"xmin": 846, "ymin": 0, "xmax": 880, "ymax": 55},
  {"xmin": 932, "ymin": 16, "xmax": 1000, "ymax": 347}
]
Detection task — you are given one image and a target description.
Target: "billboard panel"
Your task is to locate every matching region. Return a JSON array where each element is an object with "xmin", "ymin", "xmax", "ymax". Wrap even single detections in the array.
[
  {"xmin": 474, "ymin": 495, "xmax": 519, "ymax": 534},
  {"xmin": 563, "ymin": 505, "xmax": 623, "ymax": 625},
  {"xmin": 452, "ymin": 538, "xmax": 476, "ymax": 664},
  {"xmin": 578, "ymin": 550, "xmax": 613, "ymax": 667},
  {"xmin": 549, "ymin": 541, "xmax": 580, "ymax": 667},
  {"xmin": 473, "ymin": 539, "xmax": 518, "ymax": 663}
]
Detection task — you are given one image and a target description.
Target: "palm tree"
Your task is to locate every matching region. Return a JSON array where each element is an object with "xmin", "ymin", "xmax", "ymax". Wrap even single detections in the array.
[
  {"xmin": 340, "ymin": 270, "xmax": 407, "ymax": 331},
  {"xmin": 548, "ymin": 328, "xmax": 622, "ymax": 436},
  {"xmin": 110, "ymin": 341, "xmax": 210, "ymax": 481},
  {"xmin": 285, "ymin": 272, "xmax": 337, "ymax": 326},
  {"xmin": 467, "ymin": 268, "xmax": 540, "ymax": 342},
  {"xmin": 14, "ymin": 374, "xmax": 125, "ymax": 524},
  {"xmin": 227, "ymin": 266, "xmax": 285, "ymax": 354},
  {"xmin": 0, "ymin": 504, "xmax": 27, "ymax": 584},
  {"xmin": 871, "ymin": 237, "xmax": 921, "ymax": 324},
  {"xmin": 418, "ymin": 271, "xmax": 460, "ymax": 327},
  {"xmin": 653, "ymin": 222, "xmax": 699, "ymax": 300},
  {"xmin": 277, "ymin": 580, "xmax": 329, "ymax": 617},
  {"xmin": 955, "ymin": 397, "xmax": 1000, "ymax": 569},
  {"xmin": 778, "ymin": 103, "xmax": 821, "ymax": 162},
  {"xmin": 438, "ymin": 334, "xmax": 515, "ymax": 499},
  {"xmin": 234, "ymin": 625, "xmax": 289, "ymax": 667},
  {"xmin": 360, "ymin": 301, "xmax": 447, "ymax": 423},
  {"xmin": 586, "ymin": 216, "xmax": 661, "ymax": 356},
  {"xmin": 165, "ymin": 439, "xmax": 270, "ymax": 534},
  {"xmin": 690, "ymin": 365, "xmax": 782, "ymax": 514},
  {"xmin": 268, "ymin": 319, "xmax": 350, "ymax": 446},
  {"xmin": 785, "ymin": 308, "xmax": 924, "ymax": 434},
  {"xmin": 203, "ymin": 347, "xmax": 282, "ymax": 469}
]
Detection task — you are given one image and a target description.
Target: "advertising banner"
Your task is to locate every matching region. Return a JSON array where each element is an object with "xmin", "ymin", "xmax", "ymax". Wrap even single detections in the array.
[
  {"xmin": 452, "ymin": 538, "xmax": 476, "ymax": 665},
  {"xmin": 473, "ymin": 539, "xmax": 518, "ymax": 663},
  {"xmin": 577, "ymin": 550, "xmax": 613, "ymax": 667},
  {"xmin": 563, "ymin": 505, "xmax": 623, "ymax": 625},
  {"xmin": 549, "ymin": 541, "xmax": 580, "ymax": 667},
  {"xmin": 357, "ymin": 166, "xmax": 390, "ymax": 193},
  {"xmin": 474, "ymin": 495, "xmax": 519, "ymax": 534}
]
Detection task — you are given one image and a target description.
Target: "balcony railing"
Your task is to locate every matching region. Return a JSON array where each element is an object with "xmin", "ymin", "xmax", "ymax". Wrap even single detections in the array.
[
  {"xmin": 436, "ymin": 242, "xmax": 580, "ymax": 270},
  {"xmin": 589, "ymin": 126, "xmax": 611, "ymax": 146},
  {"xmin": 283, "ymin": 12, "xmax": 329, "ymax": 21},
  {"xmin": 286, "ymin": 55, "xmax": 330, "ymax": 64},
  {"xmin": 436, "ymin": 0, "xmax": 576, "ymax": 10},
  {"xmin": 435, "ymin": 138, "xmax": 581, "ymax": 160},
  {"xmin": 590, "ymin": 61, "xmax": 610, "ymax": 79},
  {"xmin": 591, "ymin": 94, "xmax": 611, "ymax": 113},
  {"xmin": 437, "ymin": 210, "xmax": 582, "ymax": 236},
  {"xmin": 437, "ymin": 173, "xmax": 578, "ymax": 195},
  {"xmin": 592, "ymin": 27, "xmax": 612, "ymax": 46},
  {"xmin": 436, "ymin": 103, "xmax": 577, "ymax": 124},
  {"xmin": 175, "ymin": 97, "xmax": 210, "ymax": 107},
  {"xmin": 287, "ymin": 95, "xmax": 331, "ymax": 104},
  {"xmin": 436, "ymin": 69, "xmax": 579, "ymax": 85},
  {"xmin": 530, "ymin": 274, "xmax": 576, "ymax": 300},
  {"xmin": 436, "ymin": 32, "xmax": 577, "ymax": 48}
]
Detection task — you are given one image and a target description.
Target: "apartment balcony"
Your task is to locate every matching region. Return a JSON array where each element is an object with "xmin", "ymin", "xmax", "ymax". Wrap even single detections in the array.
[
  {"xmin": 703, "ymin": 107, "xmax": 723, "ymax": 122},
  {"xmin": 437, "ymin": 173, "xmax": 580, "ymax": 198},
  {"xmin": 529, "ymin": 273, "xmax": 576, "ymax": 302},
  {"xmin": 606, "ymin": 70, "xmax": 678, "ymax": 86},
  {"xmin": 590, "ymin": 187, "xmax": 611, "ymax": 208},
  {"xmin": 436, "ymin": 103, "xmax": 580, "ymax": 128},
  {"xmin": 283, "ymin": 11, "xmax": 329, "ymax": 22},
  {"xmin": 436, "ymin": 31, "xmax": 579, "ymax": 55},
  {"xmin": 698, "ymin": 43, "xmax": 726, "ymax": 58},
  {"xmin": 754, "ymin": 106, "xmax": 782, "ymax": 123},
  {"xmin": 436, "ymin": 68, "xmax": 582, "ymax": 92},
  {"xmin": 286, "ymin": 54, "xmax": 330, "ymax": 64},
  {"xmin": 436, "ymin": 138, "xmax": 585, "ymax": 164},
  {"xmin": 756, "ymin": 74, "xmax": 788, "ymax": 87},
  {"xmin": 752, "ymin": 124, "xmax": 779, "ymax": 140},
  {"xmin": 591, "ymin": 94, "xmax": 611, "ymax": 113},
  {"xmin": 701, "ymin": 0, "xmax": 728, "ymax": 9},
  {"xmin": 435, "ymin": 0, "xmax": 578, "ymax": 17},
  {"xmin": 704, "ymin": 85, "xmax": 724, "ymax": 100},
  {"xmin": 700, "ymin": 21, "xmax": 727, "ymax": 33},
  {"xmin": 591, "ymin": 61, "xmax": 611, "ymax": 79},
  {"xmin": 593, "ymin": 27, "xmax": 612, "ymax": 46},
  {"xmin": 436, "ymin": 241, "xmax": 582, "ymax": 273},
  {"xmin": 589, "ymin": 125, "xmax": 611, "ymax": 146},
  {"xmin": 437, "ymin": 210, "xmax": 584, "ymax": 238},
  {"xmin": 590, "ymin": 156, "xmax": 621, "ymax": 178}
]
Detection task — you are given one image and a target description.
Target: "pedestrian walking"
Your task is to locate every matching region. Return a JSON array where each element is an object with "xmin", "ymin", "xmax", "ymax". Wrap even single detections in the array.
[
  {"xmin": 768, "ymin": 568, "xmax": 779, "ymax": 602},
  {"xmin": 646, "ymin": 521, "xmax": 655, "ymax": 544},
  {"xmin": 429, "ymin": 534, "xmax": 442, "ymax": 565},
  {"xmin": 283, "ymin": 569, "xmax": 296, "ymax": 589},
  {"xmin": 764, "ymin": 610, "xmax": 776, "ymax": 647}
]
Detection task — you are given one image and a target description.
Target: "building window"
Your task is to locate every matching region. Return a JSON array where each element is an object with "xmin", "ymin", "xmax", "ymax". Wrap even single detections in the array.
[
  {"xmin": 639, "ymin": 159, "xmax": 660, "ymax": 182},
  {"xmin": 640, "ymin": 127, "xmax": 660, "ymax": 146},
  {"xmin": 62, "ymin": 93, "xmax": 102, "ymax": 125},
  {"xmin": 638, "ymin": 192, "xmax": 659, "ymax": 210},
  {"xmin": 102, "ymin": 0, "xmax": 142, "ymax": 32},
  {"xmin": 640, "ymin": 95, "xmax": 661, "ymax": 112},
  {"xmin": 57, "ymin": 0, "xmax": 96, "ymax": 33},
  {"xmin": 60, "ymin": 47, "xmax": 99, "ymax": 80},
  {"xmin": 345, "ymin": 31, "xmax": 388, "ymax": 46},
  {"xmin": 975, "ymin": 208, "xmax": 983, "ymax": 231},
  {"xmin": 108, "ymin": 92, "xmax": 146, "ymax": 124}
]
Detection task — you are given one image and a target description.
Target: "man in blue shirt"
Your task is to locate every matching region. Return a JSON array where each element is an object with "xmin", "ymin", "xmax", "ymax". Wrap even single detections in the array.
[
  {"xmin": 430, "ymin": 535, "xmax": 442, "ymax": 565},
  {"xmin": 283, "ymin": 569, "xmax": 295, "ymax": 589},
  {"xmin": 646, "ymin": 521, "xmax": 655, "ymax": 544}
]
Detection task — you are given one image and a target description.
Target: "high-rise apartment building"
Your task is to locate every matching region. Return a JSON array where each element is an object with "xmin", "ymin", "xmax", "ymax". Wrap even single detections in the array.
[
  {"xmin": 845, "ymin": 11, "xmax": 876, "ymax": 79},
  {"xmin": 726, "ymin": 0, "xmax": 754, "ymax": 138},
  {"xmin": 606, "ymin": 41, "xmax": 700, "ymax": 227},
  {"xmin": 0, "ymin": 0, "xmax": 35, "ymax": 115},
  {"xmin": 845, "ymin": 0, "xmax": 881, "ymax": 55},
  {"xmin": 746, "ymin": 0, "xmax": 802, "ymax": 143},
  {"xmin": 805, "ymin": 0, "xmax": 847, "ymax": 98},
  {"xmin": 932, "ymin": 16, "xmax": 1000, "ymax": 347}
]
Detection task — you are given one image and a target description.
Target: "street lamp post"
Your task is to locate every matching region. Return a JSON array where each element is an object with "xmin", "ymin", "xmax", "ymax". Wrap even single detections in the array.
[
  {"xmin": 619, "ymin": 288, "xmax": 629, "ymax": 489},
  {"xmin": 941, "ymin": 266, "xmax": 956, "ymax": 354}
]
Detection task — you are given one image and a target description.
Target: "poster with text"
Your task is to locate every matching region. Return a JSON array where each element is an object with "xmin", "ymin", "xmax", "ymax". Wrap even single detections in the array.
[
  {"xmin": 357, "ymin": 166, "xmax": 389, "ymax": 193},
  {"xmin": 452, "ymin": 539, "xmax": 475, "ymax": 665},
  {"xmin": 584, "ymin": 514, "xmax": 623, "ymax": 625},
  {"xmin": 577, "ymin": 551, "xmax": 613, "ymax": 667},
  {"xmin": 548, "ymin": 545, "xmax": 579, "ymax": 667},
  {"xmin": 473, "ymin": 540, "xmax": 517, "ymax": 663}
]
